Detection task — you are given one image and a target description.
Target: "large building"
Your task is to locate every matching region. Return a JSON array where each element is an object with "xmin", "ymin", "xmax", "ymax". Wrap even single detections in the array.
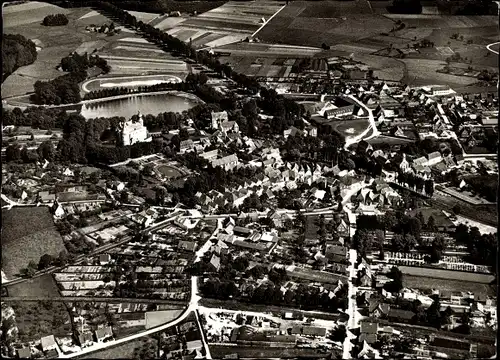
[{"xmin": 120, "ymin": 112, "xmax": 152, "ymax": 146}]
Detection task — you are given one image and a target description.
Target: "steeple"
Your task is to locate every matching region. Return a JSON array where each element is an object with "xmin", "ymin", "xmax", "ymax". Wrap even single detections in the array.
[{"xmin": 137, "ymin": 111, "xmax": 143, "ymax": 126}]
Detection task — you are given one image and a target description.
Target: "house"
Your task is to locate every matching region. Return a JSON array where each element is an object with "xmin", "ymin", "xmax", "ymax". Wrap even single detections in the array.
[
  {"xmin": 38, "ymin": 191, "xmax": 56, "ymax": 203},
  {"xmin": 76, "ymin": 331, "xmax": 94, "ymax": 348},
  {"xmin": 233, "ymin": 226, "xmax": 252, "ymax": 237},
  {"xmin": 209, "ymin": 254, "xmax": 221, "ymax": 271},
  {"xmin": 325, "ymin": 244, "xmax": 347, "ymax": 261},
  {"xmin": 212, "ymin": 154, "xmax": 239, "ymax": 171},
  {"xmin": 17, "ymin": 346, "xmax": 31, "ymax": 358},
  {"xmin": 221, "ymin": 121, "xmax": 239, "ymax": 134},
  {"xmin": 427, "ymin": 151, "xmax": 442, "ymax": 166},
  {"xmin": 430, "ymin": 85, "xmax": 452, "ymax": 96},
  {"xmin": 324, "ymin": 105, "xmax": 355, "ymax": 119},
  {"xmin": 387, "ymin": 308, "xmax": 415, "ymax": 323},
  {"xmin": 41, "ymin": 335, "xmax": 57, "ymax": 352},
  {"xmin": 178, "ymin": 240, "xmax": 197, "ymax": 253},
  {"xmin": 99, "ymin": 254, "xmax": 111, "ymax": 265},
  {"xmin": 302, "ymin": 326, "xmax": 327, "ymax": 337},
  {"xmin": 95, "ymin": 326, "xmax": 113, "ymax": 343},
  {"xmin": 369, "ymin": 302, "xmax": 390, "ymax": 318}
]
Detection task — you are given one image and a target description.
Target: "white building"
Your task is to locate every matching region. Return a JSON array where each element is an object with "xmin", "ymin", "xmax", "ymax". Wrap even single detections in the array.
[{"xmin": 120, "ymin": 112, "xmax": 152, "ymax": 146}]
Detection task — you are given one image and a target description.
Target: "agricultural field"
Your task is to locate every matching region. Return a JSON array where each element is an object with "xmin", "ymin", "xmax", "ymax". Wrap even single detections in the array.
[
  {"xmin": 10, "ymin": 300, "xmax": 73, "ymax": 343},
  {"xmin": 6, "ymin": 274, "xmax": 61, "ymax": 297},
  {"xmin": 166, "ymin": 1, "xmax": 285, "ymax": 49},
  {"xmin": 403, "ymin": 275, "xmax": 496, "ymax": 297},
  {"xmin": 1, "ymin": 207, "xmax": 66, "ymax": 279},
  {"xmin": 258, "ymin": 1, "xmax": 393, "ymax": 48}
]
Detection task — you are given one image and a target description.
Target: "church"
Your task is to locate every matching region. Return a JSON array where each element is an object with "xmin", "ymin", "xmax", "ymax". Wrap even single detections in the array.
[{"xmin": 119, "ymin": 112, "xmax": 152, "ymax": 146}]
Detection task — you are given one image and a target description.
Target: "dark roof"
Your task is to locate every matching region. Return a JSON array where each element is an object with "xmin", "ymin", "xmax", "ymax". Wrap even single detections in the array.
[
  {"xmin": 361, "ymin": 322, "xmax": 378, "ymax": 334},
  {"xmin": 432, "ymin": 336, "xmax": 470, "ymax": 351},
  {"xmin": 388, "ymin": 308, "xmax": 415, "ymax": 321},
  {"xmin": 302, "ymin": 326, "xmax": 327, "ymax": 337}
]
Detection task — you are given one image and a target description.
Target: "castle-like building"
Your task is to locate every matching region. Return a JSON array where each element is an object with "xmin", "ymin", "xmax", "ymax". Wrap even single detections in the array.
[{"xmin": 119, "ymin": 112, "xmax": 152, "ymax": 146}]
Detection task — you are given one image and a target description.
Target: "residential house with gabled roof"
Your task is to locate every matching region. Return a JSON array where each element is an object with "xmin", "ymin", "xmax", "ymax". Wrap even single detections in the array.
[
  {"xmin": 209, "ymin": 254, "xmax": 221, "ymax": 271},
  {"xmin": 41, "ymin": 335, "xmax": 57, "ymax": 352},
  {"xmin": 212, "ymin": 154, "xmax": 239, "ymax": 171},
  {"xmin": 94, "ymin": 326, "xmax": 113, "ymax": 343},
  {"xmin": 387, "ymin": 308, "xmax": 415, "ymax": 323},
  {"xmin": 427, "ymin": 151, "xmax": 442, "ymax": 166},
  {"xmin": 369, "ymin": 302, "xmax": 390, "ymax": 318},
  {"xmin": 17, "ymin": 346, "xmax": 31, "ymax": 358}
]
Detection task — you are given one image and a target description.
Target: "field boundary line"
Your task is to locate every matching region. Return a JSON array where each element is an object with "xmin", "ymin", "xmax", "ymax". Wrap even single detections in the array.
[{"xmin": 251, "ymin": 3, "xmax": 287, "ymax": 38}]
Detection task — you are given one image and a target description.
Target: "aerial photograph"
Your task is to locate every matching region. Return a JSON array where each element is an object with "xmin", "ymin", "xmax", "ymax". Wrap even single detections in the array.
[{"xmin": 0, "ymin": 0, "xmax": 497, "ymax": 359}]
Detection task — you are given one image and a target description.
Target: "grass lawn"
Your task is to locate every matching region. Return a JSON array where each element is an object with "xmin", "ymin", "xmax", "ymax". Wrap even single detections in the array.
[
  {"xmin": 80, "ymin": 335, "xmax": 158, "ymax": 359},
  {"xmin": 145, "ymin": 309, "xmax": 184, "ymax": 329},
  {"xmin": 10, "ymin": 300, "xmax": 73, "ymax": 343},
  {"xmin": 403, "ymin": 275, "xmax": 496, "ymax": 296},
  {"xmin": 330, "ymin": 118, "xmax": 370, "ymax": 138},
  {"xmin": 2, "ymin": 207, "xmax": 66, "ymax": 278},
  {"xmin": 6, "ymin": 274, "xmax": 60, "ymax": 297},
  {"xmin": 157, "ymin": 165, "xmax": 182, "ymax": 179},
  {"xmin": 210, "ymin": 345, "xmax": 335, "ymax": 358}
]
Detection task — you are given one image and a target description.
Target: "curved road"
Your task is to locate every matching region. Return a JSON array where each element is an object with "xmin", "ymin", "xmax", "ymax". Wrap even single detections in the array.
[
  {"xmin": 344, "ymin": 94, "xmax": 380, "ymax": 150},
  {"xmin": 81, "ymin": 74, "xmax": 183, "ymax": 93},
  {"xmin": 486, "ymin": 41, "xmax": 500, "ymax": 55}
]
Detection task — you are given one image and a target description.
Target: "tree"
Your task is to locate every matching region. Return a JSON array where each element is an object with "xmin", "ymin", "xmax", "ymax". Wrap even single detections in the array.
[
  {"xmin": 384, "ymin": 266, "xmax": 403, "ymax": 293},
  {"xmin": 426, "ymin": 215, "xmax": 436, "ymax": 232},
  {"xmin": 329, "ymin": 325, "xmax": 347, "ymax": 342},
  {"xmin": 37, "ymin": 140, "xmax": 55, "ymax": 161},
  {"xmin": 391, "ymin": 234, "xmax": 405, "ymax": 251},
  {"xmin": 452, "ymin": 204, "xmax": 461, "ymax": 215},
  {"xmin": 38, "ymin": 254, "xmax": 54, "ymax": 270},
  {"xmin": 426, "ymin": 296, "xmax": 442, "ymax": 328},
  {"xmin": 21, "ymin": 261, "xmax": 37, "ymax": 277}
]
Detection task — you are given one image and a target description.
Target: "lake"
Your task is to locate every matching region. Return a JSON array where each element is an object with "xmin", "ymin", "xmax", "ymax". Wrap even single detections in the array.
[{"xmin": 80, "ymin": 92, "xmax": 199, "ymax": 119}]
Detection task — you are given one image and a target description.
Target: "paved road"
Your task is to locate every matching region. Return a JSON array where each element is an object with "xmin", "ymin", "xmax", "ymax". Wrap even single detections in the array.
[{"xmin": 344, "ymin": 94, "xmax": 380, "ymax": 149}]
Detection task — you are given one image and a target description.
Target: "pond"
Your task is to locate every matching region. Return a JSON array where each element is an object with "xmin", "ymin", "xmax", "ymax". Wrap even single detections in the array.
[{"xmin": 80, "ymin": 92, "xmax": 200, "ymax": 119}]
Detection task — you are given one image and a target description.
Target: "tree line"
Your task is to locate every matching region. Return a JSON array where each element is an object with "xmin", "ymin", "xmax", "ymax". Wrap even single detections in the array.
[
  {"xmin": 2, "ymin": 34, "xmax": 37, "ymax": 80},
  {"xmin": 32, "ymin": 52, "xmax": 109, "ymax": 105}
]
